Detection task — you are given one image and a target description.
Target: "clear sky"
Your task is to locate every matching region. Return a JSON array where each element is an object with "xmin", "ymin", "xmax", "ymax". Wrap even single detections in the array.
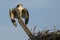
[{"xmin": 0, "ymin": 0, "xmax": 60, "ymax": 40}]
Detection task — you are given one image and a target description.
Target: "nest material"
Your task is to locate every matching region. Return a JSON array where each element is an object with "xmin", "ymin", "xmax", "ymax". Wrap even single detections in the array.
[{"xmin": 30, "ymin": 30, "xmax": 60, "ymax": 40}]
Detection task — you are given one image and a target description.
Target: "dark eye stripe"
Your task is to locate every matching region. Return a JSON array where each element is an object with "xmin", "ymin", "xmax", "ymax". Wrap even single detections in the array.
[{"xmin": 16, "ymin": 5, "xmax": 20, "ymax": 7}]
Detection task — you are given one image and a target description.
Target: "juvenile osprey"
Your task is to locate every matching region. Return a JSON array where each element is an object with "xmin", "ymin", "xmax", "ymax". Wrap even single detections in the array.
[{"xmin": 9, "ymin": 4, "xmax": 29, "ymax": 27}]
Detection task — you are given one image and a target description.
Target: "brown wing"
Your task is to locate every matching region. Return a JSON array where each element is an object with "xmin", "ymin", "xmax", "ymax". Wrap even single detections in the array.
[
  {"xmin": 22, "ymin": 8, "xmax": 29, "ymax": 25},
  {"xmin": 9, "ymin": 9, "xmax": 17, "ymax": 27}
]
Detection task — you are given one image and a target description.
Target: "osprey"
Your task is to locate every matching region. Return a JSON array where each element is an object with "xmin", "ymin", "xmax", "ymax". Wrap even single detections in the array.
[{"xmin": 9, "ymin": 4, "xmax": 29, "ymax": 27}]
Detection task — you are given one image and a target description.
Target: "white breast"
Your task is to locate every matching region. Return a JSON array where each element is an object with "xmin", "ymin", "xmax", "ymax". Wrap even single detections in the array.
[
  {"xmin": 18, "ymin": 6, "xmax": 24, "ymax": 12},
  {"xmin": 17, "ymin": 6, "xmax": 24, "ymax": 18}
]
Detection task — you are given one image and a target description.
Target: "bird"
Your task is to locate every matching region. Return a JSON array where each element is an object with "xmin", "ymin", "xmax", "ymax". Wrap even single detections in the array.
[{"xmin": 9, "ymin": 4, "xmax": 29, "ymax": 27}]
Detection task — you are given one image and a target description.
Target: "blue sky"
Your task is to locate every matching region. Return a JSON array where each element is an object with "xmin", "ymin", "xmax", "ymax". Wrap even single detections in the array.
[{"xmin": 0, "ymin": 0, "xmax": 60, "ymax": 40}]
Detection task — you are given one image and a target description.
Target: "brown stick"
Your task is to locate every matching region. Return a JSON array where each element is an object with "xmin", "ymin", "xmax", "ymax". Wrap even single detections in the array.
[{"xmin": 18, "ymin": 18, "xmax": 33, "ymax": 38}]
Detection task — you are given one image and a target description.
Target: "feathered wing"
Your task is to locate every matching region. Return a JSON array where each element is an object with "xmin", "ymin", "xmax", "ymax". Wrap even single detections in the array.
[
  {"xmin": 22, "ymin": 8, "xmax": 29, "ymax": 25},
  {"xmin": 9, "ymin": 9, "xmax": 17, "ymax": 27},
  {"xmin": 25, "ymin": 9, "xmax": 29, "ymax": 25}
]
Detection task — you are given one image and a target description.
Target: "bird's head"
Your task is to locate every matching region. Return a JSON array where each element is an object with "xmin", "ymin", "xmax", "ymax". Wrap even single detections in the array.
[{"xmin": 16, "ymin": 3, "xmax": 23, "ymax": 7}]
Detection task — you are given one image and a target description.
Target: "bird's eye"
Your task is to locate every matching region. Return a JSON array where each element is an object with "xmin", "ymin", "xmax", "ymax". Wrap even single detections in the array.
[{"xmin": 16, "ymin": 5, "xmax": 20, "ymax": 7}]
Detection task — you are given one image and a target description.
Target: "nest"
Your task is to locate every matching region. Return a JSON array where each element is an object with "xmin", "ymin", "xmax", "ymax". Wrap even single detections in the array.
[{"xmin": 30, "ymin": 30, "xmax": 60, "ymax": 40}]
